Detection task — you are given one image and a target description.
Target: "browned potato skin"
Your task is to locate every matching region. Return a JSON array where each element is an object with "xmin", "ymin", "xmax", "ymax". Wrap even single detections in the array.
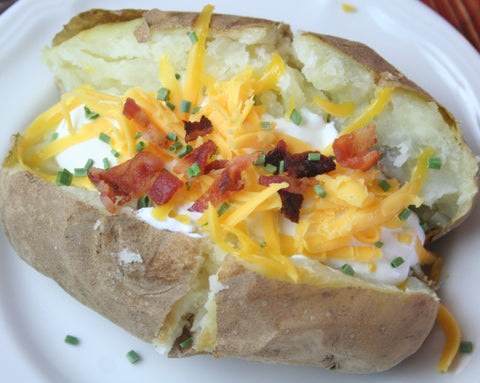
[{"xmin": 0, "ymin": 136, "xmax": 204, "ymax": 343}]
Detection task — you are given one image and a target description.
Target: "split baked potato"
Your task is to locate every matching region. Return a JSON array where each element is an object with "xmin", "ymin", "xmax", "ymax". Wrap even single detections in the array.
[{"xmin": 0, "ymin": 7, "xmax": 477, "ymax": 374}]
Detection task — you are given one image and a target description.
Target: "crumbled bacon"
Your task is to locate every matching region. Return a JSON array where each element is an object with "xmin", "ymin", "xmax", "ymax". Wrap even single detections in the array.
[
  {"xmin": 189, "ymin": 152, "xmax": 260, "ymax": 212},
  {"xmin": 123, "ymin": 97, "xmax": 168, "ymax": 148},
  {"xmin": 204, "ymin": 159, "xmax": 228, "ymax": 174},
  {"xmin": 332, "ymin": 123, "xmax": 380, "ymax": 171},
  {"xmin": 278, "ymin": 190, "xmax": 303, "ymax": 223},
  {"xmin": 264, "ymin": 139, "xmax": 335, "ymax": 178},
  {"xmin": 173, "ymin": 140, "xmax": 217, "ymax": 178},
  {"xmin": 184, "ymin": 115, "xmax": 213, "ymax": 142},
  {"xmin": 88, "ymin": 151, "xmax": 182, "ymax": 213}
]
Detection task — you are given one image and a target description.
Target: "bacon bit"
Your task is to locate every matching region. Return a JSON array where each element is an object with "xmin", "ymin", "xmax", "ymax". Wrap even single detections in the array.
[
  {"xmin": 189, "ymin": 152, "xmax": 260, "ymax": 212},
  {"xmin": 173, "ymin": 140, "xmax": 217, "ymax": 177},
  {"xmin": 204, "ymin": 159, "xmax": 228, "ymax": 174},
  {"xmin": 149, "ymin": 170, "xmax": 184, "ymax": 205},
  {"xmin": 265, "ymin": 139, "xmax": 335, "ymax": 178},
  {"xmin": 278, "ymin": 190, "xmax": 303, "ymax": 223},
  {"xmin": 333, "ymin": 123, "xmax": 381, "ymax": 171},
  {"xmin": 258, "ymin": 175, "xmax": 317, "ymax": 194},
  {"xmin": 123, "ymin": 97, "xmax": 168, "ymax": 148},
  {"xmin": 184, "ymin": 115, "xmax": 213, "ymax": 142},
  {"xmin": 88, "ymin": 152, "xmax": 183, "ymax": 213}
]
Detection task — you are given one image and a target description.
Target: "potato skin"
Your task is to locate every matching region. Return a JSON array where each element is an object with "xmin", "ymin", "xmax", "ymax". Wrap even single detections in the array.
[
  {"xmin": 214, "ymin": 256, "xmax": 439, "ymax": 373},
  {"xmin": 0, "ymin": 138, "xmax": 204, "ymax": 342}
]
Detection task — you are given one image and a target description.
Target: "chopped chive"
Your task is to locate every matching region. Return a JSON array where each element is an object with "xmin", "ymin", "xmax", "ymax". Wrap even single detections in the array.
[
  {"xmin": 314, "ymin": 184, "xmax": 328, "ymax": 198},
  {"xmin": 398, "ymin": 208, "xmax": 412, "ymax": 221},
  {"xmin": 135, "ymin": 141, "xmax": 146, "ymax": 152},
  {"xmin": 420, "ymin": 221, "xmax": 430, "ymax": 232},
  {"xmin": 111, "ymin": 149, "xmax": 120, "ymax": 158},
  {"xmin": 180, "ymin": 337, "xmax": 193, "ymax": 348},
  {"xmin": 341, "ymin": 264, "xmax": 355, "ymax": 276},
  {"xmin": 84, "ymin": 106, "xmax": 99, "ymax": 119},
  {"xmin": 175, "ymin": 73, "xmax": 181, "ymax": 80},
  {"xmin": 156, "ymin": 87, "xmax": 170, "ymax": 101},
  {"xmin": 99, "ymin": 132, "xmax": 111, "ymax": 144},
  {"xmin": 259, "ymin": 241, "xmax": 267, "ymax": 248},
  {"xmin": 64, "ymin": 335, "xmax": 79, "ymax": 345},
  {"xmin": 290, "ymin": 108, "xmax": 302, "ymax": 125},
  {"xmin": 391, "ymin": 257, "xmax": 405, "ymax": 268},
  {"xmin": 210, "ymin": 145, "xmax": 218, "ymax": 158},
  {"xmin": 166, "ymin": 101, "xmax": 176, "ymax": 111},
  {"xmin": 187, "ymin": 163, "xmax": 201, "ymax": 178},
  {"xmin": 84, "ymin": 158, "xmax": 94, "ymax": 171},
  {"xmin": 56, "ymin": 169, "xmax": 73, "ymax": 186},
  {"xmin": 308, "ymin": 152, "xmax": 321, "ymax": 161},
  {"xmin": 133, "ymin": 132, "xmax": 142, "ymax": 139},
  {"xmin": 261, "ymin": 121, "xmax": 273, "ymax": 130},
  {"xmin": 279, "ymin": 160, "xmax": 285, "ymax": 173},
  {"xmin": 329, "ymin": 154, "xmax": 336, "ymax": 159},
  {"xmin": 217, "ymin": 202, "xmax": 230, "ymax": 217},
  {"xmin": 103, "ymin": 158, "xmax": 110, "ymax": 170},
  {"xmin": 169, "ymin": 142, "xmax": 183, "ymax": 153},
  {"xmin": 50, "ymin": 132, "xmax": 59, "ymax": 142},
  {"xmin": 189, "ymin": 31, "xmax": 198, "ymax": 44},
  {"xmin": 74, "ymin": 168, "xmax": 87, "ymax": 178},
  {"xmin": 166, "ymin": 132, "xmax": 178, "ymax": 142},
  {"xmin": 126, "ymin": 350, "xmax": 141, "ymax": 364},
  {"xmin": 377, "ymin": 179, "xmax": 391, "ymax": 192},
  {"xmin": 374, "ymin": 241, "xmax": 384, "ymax": 248},
  {"xmin": 186, "ymin": 181, "xmax": 192, "ymax": 190},
  {"xmin": 179, "ymin": 100, "xmax": 192, "ymax": 113},
  {"xmin": 177, "ymin": 144, "xmax": 193, "ymax": 158},
  {"xmin": 137, "ymin": 195, "xmax": 151, "ymax": 209},
  {"xmin": 253, "ymin": 153, "xmax": 266, "ymax": 166},
  {"xmin": 263, "ymin": 163, "xmax": 277, "ymax": 174},
  {"xmin": 428, "ymin": 156, "xmax": 442, "ymax": 169},
  {"xmin": 191, "ymin": 106, "xmax": 201, "ymax": 114},
  {"xmin": 459, "ymin": 341, "xmax": 473, "ymax": 354}
]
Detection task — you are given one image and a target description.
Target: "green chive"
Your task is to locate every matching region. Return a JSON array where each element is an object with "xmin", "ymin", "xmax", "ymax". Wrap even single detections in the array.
[
  {"xmin": 156, "ymin": 87, "xmax": 170, "ymax": 101},
  {"xmin": 314, "ymin": 184, "xmax": 328, "ymax": 199},
  {"xmin": 377, "ymin": 179, "xmax": 391, "ymax": 192},
  {"xmin": 263, "ymin": 163, "xmax": 277, "ymax": 174},
  {"xmin": 177, "ymin": 144, "xmax": 193, "ymax": 158},
  {"xmin": 111, "ymin": 149, "xmax": 120, "ymax": 158},
  {"xmin": 133, "ymin": 132, "xmax": 142, "ymax": 139},
  {"xmin": 187, "ymin": 163, "xmax": 201, "ymax": 178},
  {"xmin": 169, "ymin": 142, "xmax": 183, "ymax": 153},
  {"xmin": 260, "ymin": 241, "xmax": 267, "ymax": 248},
  {"xmin": 398, "ymin": 208, "xmax": 412, "ymax": 221},
  {"xmin": 74, "ymin": 168, "xmax": 87, "ymax": 178},
  {"xmin": 253, "ymin": 153, "xmax": 266, "ymax": 166},
  {"xmin": 329, "ymin": 155, "xmax": 336, "ymax": 159},
  {"xmin": 64, "ymin": 335, "xmax": 79, "ymax": 345},
  {"xmin": 459, "ymin": 341, "xmax": 473, "ymax": 354},
  {"xmin": 99, "ymin": 132, "xmax": 111, "ymax": 144},
  {"xmin": 166, "ymin": 101, "xmax": 176, "ymax": 111},
  {"xmin": 126, "ymin": 350, "xmax": 141, "ymax": 364},
  {"xmin": 84, "ymin": 158, "xmax": 94, "ymax": 171},
  {"xmin": 279, "ymin": 160, "xmax": 285, "ymax": 173},
  {"xmin": 374, "ymin": 241, "xmax": 384, "ymax": 248},
  {"xmin": 341, "ymin": 264, "xmax": 355, "ymax": 276},
  {"xmin": 261, "ymin": 121, "xmax": 273, "ymax": 130},
  {"xmin": 103, "ymin": 158, "xmax": 110, "ymax": 170},
  {"xmin": 137, "ymin": 195, "xmax": 151, "ymax": 209},
  {"xmin": 217, "ymin": 202, "xmax": 230, "ymax": 217},
  {"xmin": 166, "ymin": 132, "xmax": 178, "ymax": 142},
  {"xmin": 135, "ymin": 141, "xmax": 146, "ymax": 152},
  {"xmin": 189, "ymin": 31, "xmax": 198, "ymax": 44},
  {"xmin": 210, "ymin": 145, "xmax": 218, "ymax": 158},
  {"xmin": 420, "ymin": 221, "xmax": 430, "ymax": 232},
  {"xmin": 180, "ymin": 100, "xmax": 192, "ymax": 113},
  {"xmin": 56, "ymin": 169, "xmax": 73, "ymax": 186},
  {"xmin": 428, "ymin": 156, "xmax": 442, "ymax": 169},
  {"xmin": 186, "ymin": 181, "xmax": 192, "ymax": 190},
  {"xmin": 191, "ymin": 106, "xmax": 201, "ymax": 114},
  {"xmin": 391, "ymin": 257, "xmax": 405, "ymax": 268},
  {"xmin": 308, "ymin": 152, "xmax": 321, "ymax": 161},
  {"xmin": 84, "ymin": 106, "xmax": 99, "ymax": 119},
  {"xmin": 50, "ymin": 132, "xmax": 59, "ymax": 142},
  {"xmin": 175, "ymin": 73, "xmax": 181, "ymax": 80},
  {"xmin": 180, "ymin": 337, "xmax": 193, "ymax": 348},
  {"xmin": 290, "ymin": 108, "xmax": 302, "ymax": 125}
]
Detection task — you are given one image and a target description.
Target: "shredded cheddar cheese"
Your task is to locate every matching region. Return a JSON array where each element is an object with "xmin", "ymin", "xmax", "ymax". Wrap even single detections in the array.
[{"xmin": 437, "ymin": 304, "xmax": 461, "ymax": 373}]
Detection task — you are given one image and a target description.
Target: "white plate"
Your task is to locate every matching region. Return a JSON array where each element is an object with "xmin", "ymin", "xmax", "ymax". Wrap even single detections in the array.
[{"xmin": 1, "ymin": 0, "xmax": 479, "ymax": 382}]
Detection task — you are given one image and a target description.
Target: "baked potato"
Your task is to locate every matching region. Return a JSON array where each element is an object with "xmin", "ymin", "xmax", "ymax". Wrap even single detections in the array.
[{"xmin": 0, "ymin": 6, "xmax": 477, "ymax": 374}]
